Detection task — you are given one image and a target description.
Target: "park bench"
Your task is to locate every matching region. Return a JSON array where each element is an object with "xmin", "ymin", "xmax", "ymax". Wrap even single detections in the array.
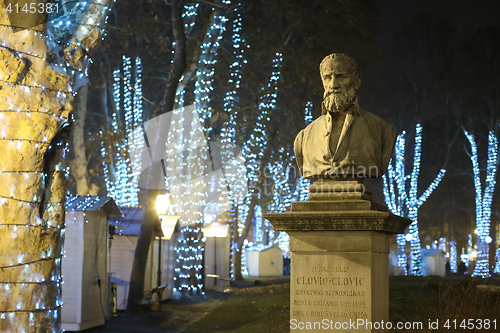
[{"xmin": 206, "ymin": 274, "xmax": 231, "ymax": 292}]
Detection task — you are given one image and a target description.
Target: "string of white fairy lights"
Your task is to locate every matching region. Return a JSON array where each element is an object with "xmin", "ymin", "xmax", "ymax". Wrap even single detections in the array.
[
  {"xmin": 464, "ymin": 130, "xmax": 499, "ymax": 278},
  {"xmin": 238, "ymin": 52, "xmax": 282, "ymax": 261},
  {"xmin": 383, "ymin": 124, "xmax": 446, "ymax": 276},
  {"xmin": 172, "ymin": 1, "xmax": 233, "ymax": 295},
  {"xmin": 218, "ymin": 2, "xmax": 247, "ymax": 280},
  {"xmin": 292, "ymin": 101, "xmax": 314, "ymax": 202}
]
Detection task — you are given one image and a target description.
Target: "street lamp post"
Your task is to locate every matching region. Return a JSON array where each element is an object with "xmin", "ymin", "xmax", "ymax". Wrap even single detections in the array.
[
  {"xmin": 155, "ymin": 194, "xmax": 179, "ymax": 289},
  {"xmin": 204, "ymin": 222, "xmax": 229, "ymax": 291}
]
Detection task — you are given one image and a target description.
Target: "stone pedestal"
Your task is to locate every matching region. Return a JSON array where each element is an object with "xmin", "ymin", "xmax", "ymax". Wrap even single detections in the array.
[{"xmin": 264, "ymin": 179, "xmax": 410, "ymax": 332}]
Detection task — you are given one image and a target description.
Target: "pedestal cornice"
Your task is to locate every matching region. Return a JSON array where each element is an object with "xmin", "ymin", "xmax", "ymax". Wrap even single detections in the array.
[{"xmin": 264, "ymin": 208, "xmax": 410, "ymax": 234}]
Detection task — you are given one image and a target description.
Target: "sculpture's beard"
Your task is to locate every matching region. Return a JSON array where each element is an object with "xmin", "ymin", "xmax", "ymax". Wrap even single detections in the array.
[{"xmin": 324, "ymin": 89, "xmax": 356, "ymax": 113}]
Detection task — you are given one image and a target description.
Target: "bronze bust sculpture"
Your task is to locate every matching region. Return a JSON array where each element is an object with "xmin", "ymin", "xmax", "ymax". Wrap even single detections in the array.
[{"xmin": 294, "ymin": 53, "xmax": 397, "ymax": 179}]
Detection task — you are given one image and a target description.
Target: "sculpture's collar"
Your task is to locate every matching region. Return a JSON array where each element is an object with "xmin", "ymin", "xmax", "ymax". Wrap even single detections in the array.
[{"xmin": 321, "ymin": 97, "xmax": 361, "ymax": 116}]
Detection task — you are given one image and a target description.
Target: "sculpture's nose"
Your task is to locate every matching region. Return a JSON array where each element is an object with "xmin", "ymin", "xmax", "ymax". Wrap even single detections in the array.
[{"xmin": 330, "ymin": 76, "xmax": 340, "ymax": 90}]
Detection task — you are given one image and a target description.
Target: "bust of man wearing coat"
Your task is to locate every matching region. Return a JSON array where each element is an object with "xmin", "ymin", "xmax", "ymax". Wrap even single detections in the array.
[{"xmin": 294, "ymin": 53, "xmax": 398, "ymax": 179}]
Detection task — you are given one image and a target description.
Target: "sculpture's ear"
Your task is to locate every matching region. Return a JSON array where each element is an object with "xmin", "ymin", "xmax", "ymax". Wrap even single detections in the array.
[{"xmin": 354, "ymin": 75, "xmax": 362, "ymax": 90}]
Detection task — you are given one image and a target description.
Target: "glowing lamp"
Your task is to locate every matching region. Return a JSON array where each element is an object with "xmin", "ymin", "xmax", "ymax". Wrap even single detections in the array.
[
  {"xmin": 160, "ymin": 215, "xmax": 179, "ymax": 240},
  {"xmin": 485, "ymin": 236, "xmax": 493, "ymax": 244},
  {"xmin": 470, "ymin": 250, "xmax": 478, "ymax": 260},
  {"xmin": 155, "ymin": 194, "xmax": 170, "ymax": 215}
]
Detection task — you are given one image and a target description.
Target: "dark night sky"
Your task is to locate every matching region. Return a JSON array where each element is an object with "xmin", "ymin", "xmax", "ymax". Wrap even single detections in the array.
[
  {"xmin": 367, "ymin": 0, "xmax": 500, "ymax": 248},
  {"xmin": 377, "ymin": 0, "xmax": 500, "ymax": 33}
]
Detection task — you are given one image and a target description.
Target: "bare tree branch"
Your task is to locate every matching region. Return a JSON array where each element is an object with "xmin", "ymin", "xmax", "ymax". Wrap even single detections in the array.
[
  {"xmin": 157, "ymin": 0, "xmax": 187, "ymax": 116},
  {"xmin": 178, "ymin": 8, "xmax": 217, "ymax": 91}
]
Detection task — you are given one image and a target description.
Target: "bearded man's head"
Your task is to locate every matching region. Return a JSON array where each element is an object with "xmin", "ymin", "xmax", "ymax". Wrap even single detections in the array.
[{"xmin": 320, "ymin": 53, "xmax": 361, "ymax": 113}]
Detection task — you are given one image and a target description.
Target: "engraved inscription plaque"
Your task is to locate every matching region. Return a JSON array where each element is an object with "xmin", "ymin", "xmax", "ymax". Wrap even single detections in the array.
[{"xmin": 291, "ymin": 253, "xmax": 371, "ymax": 325}]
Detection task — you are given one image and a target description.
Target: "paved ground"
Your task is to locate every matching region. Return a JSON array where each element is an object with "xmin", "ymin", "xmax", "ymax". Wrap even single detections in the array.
[
  {"xmin": 66, "ymin": 277, "xmax": 290, "ymax": 333},
  {"xmin": 72, "ymin": 291, "xmax": 232, "ymax": 333}
]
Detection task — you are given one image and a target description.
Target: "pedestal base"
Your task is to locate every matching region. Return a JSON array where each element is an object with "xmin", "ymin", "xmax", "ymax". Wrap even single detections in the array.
[
  {"xmin": 264, "ymin": 181, "xmax": 410, "ymax": 332},
  {"xmin": 289, "ymin": 231, "xmax": 391, "ymax": 332}
]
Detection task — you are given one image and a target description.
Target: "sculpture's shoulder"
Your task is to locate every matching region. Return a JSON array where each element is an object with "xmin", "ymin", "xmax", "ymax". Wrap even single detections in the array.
[
  {"xmin": 359, "ymin": 109, "xmax": 397, "ymax": 138},
  {"xmin": 303, "ymin": 115, "xmax": 326, "ymax": 133},
  {"xmin": 356, "ymin": 108, "xmax": 398, "ymax": 176},
  {"xmin": 294, "ymin": 127, "xmax": 304, "ymax": 149},
  {"xmin": 295, "ymin": 116, "xmax": 325, "ymax": 142},
  {"xmin": 360, "ymin": 108, "xmax": 388, "ymax": 126},
  {"xmin": 294, "ymin": 115, "xmax": 325, "ymax": 167}
]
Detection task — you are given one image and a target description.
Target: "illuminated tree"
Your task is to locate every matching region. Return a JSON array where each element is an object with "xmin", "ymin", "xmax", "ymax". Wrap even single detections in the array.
[
  {"xmin": 101, "ymin": 55, "xmax": 144, "ymax": 207},
  {"xmin": 383, "ymin": 132, "xmax": 408, "ymax": 274},
  {"xmin": 217, "ymin": 3, "xmax": 249, "ymax": 280},
  {"xmin": 125, "ymin": 0, "xmax": 235, "ymax": 305},
  {"xmin": 233, "ymin": 52, "xmax": 282, "ymax": 279},
  {"xmin": 495, "ymin": 248, "xmax": 500, "ymax": 274},
  {"xmin": 168, "ymin": 1, "xmax": 236, "ymax": 296},
  {"xmin": 450, "ymin": 240, "xmax": 458, "ymax": 273},
  {"xmin": 383, "ymin": 124, "xmax": 446, "ymax": 276},
  {"xmin": 293, "ymin": 102, "xmax": 313, "ymax": 202},
  {"xmin": 254, "ymin": 102, "xmax": 315, "ymax": 254},
  {"xmin": 248, "ymin": 144, "xmax": 294, "ymax": 254},
  {"xmin": 0, "ymin": 0, "xmax": 111, "ymax": 330},
  {"xmin": 466, "ymin": 233, "xmax": 473, "ymax": 270},
  {"xmin": 464, "ymin": 130, "xmax": 499, "ymax": 278}
]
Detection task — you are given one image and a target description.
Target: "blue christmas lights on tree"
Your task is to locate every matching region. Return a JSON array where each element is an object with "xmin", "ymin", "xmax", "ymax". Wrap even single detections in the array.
[
  {"xmin": 383, "ymin": 131, "xmax": 408, "ymax": 274},
  {"xmin": 102, "ymin": 56, "xmax": 144, "ymax": 207},
  {"xmin": 239, "ymin": 52, "xmax": 282, "ymax": 223},
  {"xmin": 216, "ymin": 2, "xmax": 248, "ymax": 280},
  {"xmin": 253, "ymin": 205, "xmax": 264, "ymax": 245},
  {"xmin": 167, "ymin": 2, "xmax": 236, "ymax": 295},
  {"xmin": 167, "ymin": 103, "xmax": 209, "ymax": 295},
  {"xmin": 495, "ymin": 248, "xmax": 500, "ymax": 274},
  {"xmin": 241, "ymin": 52, "xmax": 283, "ymax": 187},
  {"xmin": 194, "ymin": 3, "xmax": 229, "ymax": 127},
  {"xmin": 466, "ymin": 233, "xmax": 472, "ymax": 270},
  {"xmin": 449, "ymin": 240, "xmax": 457, "ymax": 273},
  {"xmin": 268, "ymin": 146, "xmax": 294, "ymax": 254},
  {"xmin": 464, "ymin": 130, "xmax": 499, "ymax": 278},
  {"xmin": 293, "ymin": 102, "xmax": 313, "ymax": 202},
  {"xmin": 383, "ymin": 124, "xmax": 446, "ymax": 276}
]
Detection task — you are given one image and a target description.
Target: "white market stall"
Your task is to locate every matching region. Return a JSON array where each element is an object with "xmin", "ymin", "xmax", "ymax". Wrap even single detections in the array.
[
  {"xmin": 245, "ymin": 245, "xmax": 283, "ymax": 277},
  {"xmin": 62, "ymin": 196, "xmax": 122, "ymax": 331},
  {"xmin": 421, "ymin": 249, "xmax": 446, "ymax": 277},
  {"xmin": 388, "ymin": 250, "xmax": 407, "ymax": 276}
]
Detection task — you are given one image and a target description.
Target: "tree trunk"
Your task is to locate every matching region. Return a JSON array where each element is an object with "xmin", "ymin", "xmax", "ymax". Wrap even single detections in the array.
[
  {"xmin": 0, "ymin": 2, "xmax": 110, "ymax": 331},
  {"xmin": 126, "ymin": 190, "xmax": 159, "ymax": 312},
  {"xmin": 127, "ymin": 0, "xmax": 188, "ymax": 310},
  {"xmin": 232, "ymin": 215, "xmax": 243, "ymax": 281},
  {"xmin": 69, "ymin": 84, "xmax": 95, "ymax": 195},
  {"xmin": 156, "ymin": 0, "xmax": 187, "ymax": 118},
  {"xmin": 126, "ymin": 0, "xmax": 219, "ymax": 306},
  {"xmin": 233, "ymin": 194, "xmax": 257, "ymax": 281}
]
